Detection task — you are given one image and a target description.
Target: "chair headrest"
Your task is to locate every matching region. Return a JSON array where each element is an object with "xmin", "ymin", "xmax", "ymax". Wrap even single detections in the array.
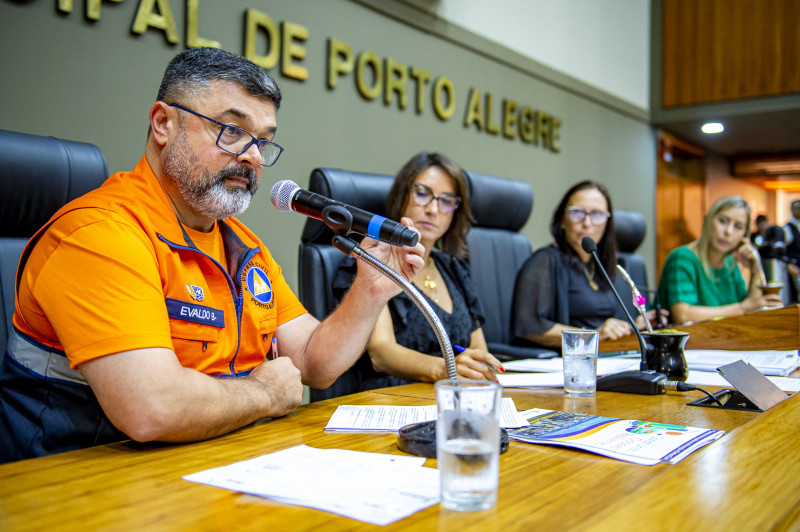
[
  {"xmin": 301, "ymin": 168, "xmax": 396, "ymax": 244},
  {"xmin": 465, "ymin": 171, "xmax": 532, "ymax": 231},
  {"xmin": 613, "ymin": 209, "xmax": 647, "ymax": 252},
  {"xmin": 300, "ymin": 167, "xmax": 534, "ymax": 244},
  {"xmin": 0, "ymin": 129, "xmax": 108, "ymax": 238}
]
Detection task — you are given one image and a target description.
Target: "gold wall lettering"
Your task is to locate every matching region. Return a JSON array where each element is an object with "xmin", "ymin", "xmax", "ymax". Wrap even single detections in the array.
[
  {"xmin": 464, "ymin": 88, "xmax": 485, "ymax": 130},
  {"xmin": 244, "ymin": 9, "xmax": 279, "ymax": 71},
  {"xmin": 280, "ymin": 21, "xmax": 308, "ymax": 81},
  {"xmin": 355, "ymin": 51, "xmax": 382, "ymax": 100},
  {"xmin": 187, "ymin": 0, "xmax": 220, "ymax": 49},
  {"xmin": 132, "ymin": 0, "xmax": 179, "ymax": 44},
  {"xmin": 432, "ymin": 77, "xmax": 455, "ymax": 121},
  {"xmin": 503, "ymin": 99, "xmax": 518, "ymax": 140},
  {"xmin": 385, "ymin": 58, "xmax": 408, "ymax": 109},
  {"xmin": 58, "ymin": 0, "xmax": 123, "ymax": 21},
  {"xmin": 46, "ymin": 3, "xmax": 562, "ymax": 153},
  {"xmin": 410, "ymin": 66, "xmax": 431, "ymax": 114}
]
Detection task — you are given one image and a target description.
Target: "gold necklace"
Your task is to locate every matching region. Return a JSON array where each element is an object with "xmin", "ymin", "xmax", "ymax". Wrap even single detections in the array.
[
  {"xmin": 583, "ymin": 262, "xmax": 599, "ymax": 291},
  {"xmin": 421, "ymin": 259, "xmax": 439, "ymax": 302}
]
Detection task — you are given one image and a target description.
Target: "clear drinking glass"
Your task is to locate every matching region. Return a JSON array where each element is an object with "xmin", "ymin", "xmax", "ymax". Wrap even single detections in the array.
[
  {"xmin": 435, "ymin": 379, "xmax": 501, "ymax": 512},
  {"xmin": 562, "ymin": 329, "xmax": 599, "ymax": 397}
]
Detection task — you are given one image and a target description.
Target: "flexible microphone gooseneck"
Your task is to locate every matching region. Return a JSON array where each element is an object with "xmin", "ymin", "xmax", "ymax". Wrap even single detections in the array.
[
  {"xmin": 270, "ymin": 180, "xmax": 419, "ymax": 247},
  {"xmin": 581, "ymin": 237, "xmax": 668, "ymax": 395}
]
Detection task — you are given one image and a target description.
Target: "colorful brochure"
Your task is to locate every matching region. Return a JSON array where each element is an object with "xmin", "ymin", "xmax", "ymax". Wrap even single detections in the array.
[{"xmin": 508, "ymin": 408, "xmax": 724, "ymax": 466}]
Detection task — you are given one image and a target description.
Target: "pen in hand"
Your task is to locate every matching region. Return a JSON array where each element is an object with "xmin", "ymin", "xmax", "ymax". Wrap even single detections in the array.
[
  {"xmin": 453, "ymin": 344, "xmax": 505, "ymax": 373},
  {"xmin": 271, "ymin": 336, "xmax": 279, "ymax": 360}
]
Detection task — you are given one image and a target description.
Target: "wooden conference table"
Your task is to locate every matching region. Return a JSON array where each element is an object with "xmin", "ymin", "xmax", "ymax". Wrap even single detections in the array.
[{"xmin": 1, "ymin": 377, "xmax": 799, "ymax": 531}]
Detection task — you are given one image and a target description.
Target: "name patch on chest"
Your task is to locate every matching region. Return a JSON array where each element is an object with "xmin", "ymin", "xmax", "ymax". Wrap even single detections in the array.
[{"xmin": 166, "ymin": 298, "xmax": 225, "ymax": 328}]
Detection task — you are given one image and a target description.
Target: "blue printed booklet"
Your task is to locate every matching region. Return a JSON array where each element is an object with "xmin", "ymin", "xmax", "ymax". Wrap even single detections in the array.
[{"xmin": 508, "ymin": 409, "xmax": 724, "ymax": 466}]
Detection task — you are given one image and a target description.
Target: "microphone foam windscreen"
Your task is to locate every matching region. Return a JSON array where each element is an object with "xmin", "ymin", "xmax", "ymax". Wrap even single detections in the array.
[
  {"xmin": 270, "ymin": 179, "xmax": 299, "ymax": 211},
  {"xmin": 581, "ymin": 236, "xmax": 597, "ymax": 253}
]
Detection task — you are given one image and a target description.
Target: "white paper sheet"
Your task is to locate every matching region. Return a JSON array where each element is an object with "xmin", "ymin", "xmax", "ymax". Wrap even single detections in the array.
[
  {"xmin": 686, "ymin": 370, "xmax": 800, "ymax": 392},
  {"xmin": 502, "ymin": 357, "xmax": 640, "ymax": 375},
  {"xmin": 184, "ymin": 445, "xmax": 439, "ymax": 526},
  {"xmin": 497, "ymin": 372, "xmax": 565, "ymax": 388},
  {"xmin": 324, "ymin": 398, "xmax": 528, "ymax": 430},
  {"xmin": 684, "ymin": 350, "xmax": 799, "ymax": 376}
]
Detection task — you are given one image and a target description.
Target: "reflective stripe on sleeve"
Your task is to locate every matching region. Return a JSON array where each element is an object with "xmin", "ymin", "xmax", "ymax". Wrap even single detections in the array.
[{"xmin": 7, "ymin": 329, "xmax": 88, "ymax": 386}]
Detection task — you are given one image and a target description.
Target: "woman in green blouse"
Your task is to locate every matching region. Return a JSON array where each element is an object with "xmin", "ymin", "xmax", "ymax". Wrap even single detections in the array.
[{"xmin": 657, "ymin": 196, "xmax": 782, "ymax": 324}]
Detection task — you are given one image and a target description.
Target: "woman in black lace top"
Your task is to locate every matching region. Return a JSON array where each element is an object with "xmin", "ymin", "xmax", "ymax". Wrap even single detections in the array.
[
  {"xmin": 333, "ymin": 152, "xmax": 502, "ymax": 390},
  {"xmin": 511, "ymin": 180, "xmax": 647, "ymax": 350}
]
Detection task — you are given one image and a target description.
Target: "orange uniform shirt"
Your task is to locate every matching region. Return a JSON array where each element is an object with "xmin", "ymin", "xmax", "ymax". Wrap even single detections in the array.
[{"xmin": 13, "ymin": 156, "xmax": 306, "ymax": 375}]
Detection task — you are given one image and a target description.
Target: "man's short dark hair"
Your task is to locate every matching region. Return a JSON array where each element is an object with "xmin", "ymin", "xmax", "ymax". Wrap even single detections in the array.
[{"xmin": 156, "ymin": 47, "xmax": 281, "ymax": 109}]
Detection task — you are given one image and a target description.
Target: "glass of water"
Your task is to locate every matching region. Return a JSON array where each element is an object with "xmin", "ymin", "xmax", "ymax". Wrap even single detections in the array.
[
  {"xmin": 562, "ymin": 329, "xmax": 599, "ymax": 397},
  {"xmin": 435, "ymin": 379, "xmax": 501, "ymax": 512}
]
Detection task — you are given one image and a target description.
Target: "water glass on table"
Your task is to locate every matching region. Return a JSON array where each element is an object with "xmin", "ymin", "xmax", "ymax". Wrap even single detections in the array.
[
  {"xmin": 435, "ymin": 379, "xmax": 502, "ymax": 512},
  {"xmin": 562, "ymin": 329, "xmax": 599, "ymax": 397}
]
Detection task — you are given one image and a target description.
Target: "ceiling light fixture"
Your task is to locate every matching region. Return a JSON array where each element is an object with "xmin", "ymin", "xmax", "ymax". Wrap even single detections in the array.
[{"xmin": 701, "ymin": 122, "xmax": 724, "ymax": 134}]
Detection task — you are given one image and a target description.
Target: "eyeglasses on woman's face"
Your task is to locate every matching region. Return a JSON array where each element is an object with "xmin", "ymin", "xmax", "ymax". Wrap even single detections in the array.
[
  {"xmin": 566, "ymin": 206, "xmax": 610, "ymax": 225},
  {"xmin": 410, "ymin": 183, "xmax": 461, "ymax": 213}
]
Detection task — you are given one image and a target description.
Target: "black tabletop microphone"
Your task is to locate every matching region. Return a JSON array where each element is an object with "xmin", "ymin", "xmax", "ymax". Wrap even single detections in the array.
[
  {"xmin": 581, "ymin": 236, "xmax": 668, "ymax": 395},
  {"xmin": 270, "ymin": 180, "xmax": 419, "ymax": 247}
]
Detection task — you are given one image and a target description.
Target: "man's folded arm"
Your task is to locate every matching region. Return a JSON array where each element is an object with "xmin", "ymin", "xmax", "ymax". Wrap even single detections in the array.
[{"xmin": 79, "ymin": 347, "xmax": 304, "ymax": 443}]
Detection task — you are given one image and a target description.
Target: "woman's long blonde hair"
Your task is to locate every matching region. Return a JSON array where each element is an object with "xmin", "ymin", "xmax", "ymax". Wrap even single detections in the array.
[{"xmin": 695, "ymin": 195, "xmax": 751, "ymax": 277}]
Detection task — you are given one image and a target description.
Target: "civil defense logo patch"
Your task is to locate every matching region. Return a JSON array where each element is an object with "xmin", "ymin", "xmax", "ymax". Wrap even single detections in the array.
[
  {"xmin": 246, "ymin": 266, "xmax": 273, "ymax": 304},
  {"xmin": 186, "ymin": 284, "xmax": 205, "ymax": 301}
]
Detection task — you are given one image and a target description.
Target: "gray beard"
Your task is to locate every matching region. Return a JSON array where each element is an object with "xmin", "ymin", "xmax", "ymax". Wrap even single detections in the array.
[{"xmin": 163, "ymin": 129, "xmax": 259, "ymax": 220}]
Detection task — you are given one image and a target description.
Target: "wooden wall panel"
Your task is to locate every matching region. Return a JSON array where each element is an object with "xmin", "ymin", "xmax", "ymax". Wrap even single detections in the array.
[{"xmin": 662, "ymin": 0, "xmax": 800, "ymax": 107}]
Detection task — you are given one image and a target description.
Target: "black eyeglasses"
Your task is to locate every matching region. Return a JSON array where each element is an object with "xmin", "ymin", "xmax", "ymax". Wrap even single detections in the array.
[
  {"xmin": 411, "ymin": 184, "xmax": 461, "ymax": 213},
  {"xmin": 168, "ymin": 103, "xmax": 284, "ymax": 167},
  {"xmin": 566, "ymin": 207, "xmax": 610, "ymax": 225}
]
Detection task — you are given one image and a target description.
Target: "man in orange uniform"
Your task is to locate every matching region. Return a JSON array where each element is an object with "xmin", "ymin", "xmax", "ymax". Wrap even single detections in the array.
[{"xmin": 0, "ymin": 47, "xmax": 423, "ymax": 462}]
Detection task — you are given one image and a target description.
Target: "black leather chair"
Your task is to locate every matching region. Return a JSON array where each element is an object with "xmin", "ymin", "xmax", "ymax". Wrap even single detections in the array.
[
  {"xmin": 463, "ymin": 171, "xmax": 550, "ymax": 360},
  {"xmin": 298, "ymin": 168, "xmax": 396, "ymax": 401},
  {"xmin": 0, "ymin": 129, "xmax": 108, "ymax": 357},
  {"xmin": 614, "ymin": 209, "xmax": 649, "ymax": 295}
]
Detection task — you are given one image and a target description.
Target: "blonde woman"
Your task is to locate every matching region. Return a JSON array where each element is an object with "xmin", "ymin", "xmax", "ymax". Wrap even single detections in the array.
[{"xmin": 656, "ymin": 195, "xmax": 782, "ymax": 324}]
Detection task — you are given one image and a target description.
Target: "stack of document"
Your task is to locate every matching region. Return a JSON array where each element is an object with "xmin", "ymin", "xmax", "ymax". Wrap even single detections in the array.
[
  {"xmin": 499, "ymin": 351, "xmax": 800, "ymax": 392},
  {"xmin": 684, "ymin": 350, "xmax": 799, "ymax": 376},
  {"xmin": 324, "ymin": 398, "xmax": 528, "ymax": 431},
  {"xmin": 508, "ymin": 408, "xmax": 725, "ymax": 466},
  {"xmin": 184, "ymin": 445, "xmax": 439, "ymax": 526},
  {"xmin": 502, "ymin": 357, "xmax": 639, "ymax": 375}
]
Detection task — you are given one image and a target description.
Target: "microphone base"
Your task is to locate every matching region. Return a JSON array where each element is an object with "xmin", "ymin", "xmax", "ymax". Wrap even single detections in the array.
[
  {"xmin": 396, "ymin": 420, "xmax": 510, "ymax": 458},
  {"xmin": 596, "ymin": 370, "xmax": 667, "ymax": 395}
]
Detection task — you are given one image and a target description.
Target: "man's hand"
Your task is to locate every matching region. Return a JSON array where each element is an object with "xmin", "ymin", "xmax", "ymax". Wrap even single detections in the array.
[
  {"xmin": 80, "ymin": 347, "xmax": 305, "ymax": 444},
  {"xmin": 355, "ymin": 217, "xmax": 425, "ymax": 300},
  {"xmin": 248, "ymin": 356, "xmax": 304, "ymax": 418}
]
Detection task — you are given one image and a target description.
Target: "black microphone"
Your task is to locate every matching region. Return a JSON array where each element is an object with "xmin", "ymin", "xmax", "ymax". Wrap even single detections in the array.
[
  {"xmin": 581, "ymin": 236, "xmax": 667, "ymax": 395},
  {"xmin": 270, "ymin": 180, "xmax": 419, "ymax": 247}
]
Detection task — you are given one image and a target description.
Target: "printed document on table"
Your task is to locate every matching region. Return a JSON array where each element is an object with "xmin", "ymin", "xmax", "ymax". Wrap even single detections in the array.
[
  {"xmin": 324, "ymin": 397, "xmax": 528, "ymax": 431},
  {"xmin": 508, "ymin": 409, "xmax": 724, "ymax": 466},
  {"xmin": 684, "ymin": 350, "xmax": 799, "ymax": 376},
  {"xmin": 687, "ymin": 370, "xmax": 800, "ymax": 392},
  {"xmin": 184, "ymin": 445, "xmax": 439, "ymax": 526},
  {"xmin": 497, "ymin": 372, "xmax": 564, "ymax": 388},
  {"xmin": 502, "ymin": 357, "xmax": 639, "ymax": 375}
]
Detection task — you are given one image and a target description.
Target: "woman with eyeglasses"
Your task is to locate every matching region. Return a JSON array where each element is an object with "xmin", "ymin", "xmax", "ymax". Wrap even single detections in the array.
[
  {"xmin": 511, "ymin": 180, "xmax": 648, "ymax": 349},
  {"xmin": 333, "ymin": 152, "xmax": 502, "ymax": 390},
  {"xmin": 656, "ymin": 195, "xmax": 782, "ymax": 325}
]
